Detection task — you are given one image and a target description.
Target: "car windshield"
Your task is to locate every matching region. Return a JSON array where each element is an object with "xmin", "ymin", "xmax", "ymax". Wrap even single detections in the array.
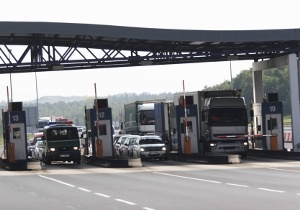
[{"xmin": 139, "ymin": 138, "xmax": 163, "ymax": 145}]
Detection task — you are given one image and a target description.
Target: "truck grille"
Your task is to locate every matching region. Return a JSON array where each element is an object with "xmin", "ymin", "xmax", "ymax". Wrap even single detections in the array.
[{"xmin": 55, "ymin": 146, "xmax": 73, "ymax": 151}]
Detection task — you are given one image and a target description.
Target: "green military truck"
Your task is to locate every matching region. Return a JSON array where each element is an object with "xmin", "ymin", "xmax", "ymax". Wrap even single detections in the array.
[{"xmin": 41, "ymin": 122, "xmax": 81, "ymax": 165}]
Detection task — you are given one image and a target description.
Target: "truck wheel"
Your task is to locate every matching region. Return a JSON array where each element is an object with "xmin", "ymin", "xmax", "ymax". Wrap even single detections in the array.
[
  {"xmin": 44, "ymin": 155, "xmax": 51, "ymax": 165},
  {"xmin": 202, "ymin": 142, "xmax": 209, "ymax": 156},
  {"xmin": 240, "ymin": 153, "xmax": 247, "ymax": 158}
]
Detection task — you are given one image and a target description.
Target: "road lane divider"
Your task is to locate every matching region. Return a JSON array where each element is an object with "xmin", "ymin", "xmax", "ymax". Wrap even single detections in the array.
[
  {"xmin": 115, "ymin": 199, "xmax": 136, "ymax": 205},
  {"xmin": 39, "ymin": 175, "xmax": 76, "ymax": 187}
]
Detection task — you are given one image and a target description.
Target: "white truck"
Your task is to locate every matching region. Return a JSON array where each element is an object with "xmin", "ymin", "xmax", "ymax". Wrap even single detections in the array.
[
  {"xmin": 173, "ymin": 89, "xmax": 249, "ymax": 157},
  {"xmin": 121, "ymin": 99, "xmax": 165, "ymax": 135}
]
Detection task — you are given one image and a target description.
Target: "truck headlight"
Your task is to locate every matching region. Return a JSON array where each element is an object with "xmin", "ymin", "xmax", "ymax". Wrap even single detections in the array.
[
  {"xmin": 242, "ymin": 142, "xmax": 248, "ymax": 146},
  {"xmin": 140, "ymin": 148, "xmax": 145, "ymax": 152},
  {"xmin": 209, "ymin": 143, "xmax": 217, "ymax": 147},
  {"xmin": 162, "ymin": 147, "xmax": 166, "ymax": 151},
  {"xmin": 50, "ymin": 148, "xmax": 55, "ymax": 152},
  {"xmin": 73, "ymin": 146, "xmax": 79, "ymax": 150}
]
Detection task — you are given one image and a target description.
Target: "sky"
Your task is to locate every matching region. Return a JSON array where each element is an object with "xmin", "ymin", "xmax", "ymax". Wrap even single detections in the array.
[{"xmin": 1, "ymin": 0, "xmax": 300, "ymax": 102}]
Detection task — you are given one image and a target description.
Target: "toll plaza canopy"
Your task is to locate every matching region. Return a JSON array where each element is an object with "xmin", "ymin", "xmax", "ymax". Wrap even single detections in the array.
[{"xmin": 1, "ymin": 21, "xmax": 300, "ymax": 74}]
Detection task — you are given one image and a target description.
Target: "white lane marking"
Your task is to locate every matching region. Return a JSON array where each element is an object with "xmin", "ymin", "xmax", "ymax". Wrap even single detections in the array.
[
  {"xmin": 78, "ymin": 187, "xmax": 91, "ymax": 192},
  {"xmin": 143, "ymin": 207, "xmax": 155, "ymax": 210},
  {"xmin": 226, "ymin": 183, "xmax": 249, "ymax": 188},
  {"xmin": 94, "ymin": 193, "xmax": 111, "ymax": 198},
  {"xmin": 153, "ymin": 172, "xmax": 221, "ymax": 184},
  {"xmin": 39, "ymin": 175, "xmax": 75, "ymax": 187},
  {"xmin": 268, "ymin": 167, "xmax": 300, "ymax": 173},
  {"xmin": 258, "ymin": 188, "xmax": 285, "ymax": 193},
  {"xmin": 115, "ymin": 199, "xmax": 136, "ymax": 205},
  {"xmin": 297, "ymin": 193, "xmax": 300, "ymax": 196}
]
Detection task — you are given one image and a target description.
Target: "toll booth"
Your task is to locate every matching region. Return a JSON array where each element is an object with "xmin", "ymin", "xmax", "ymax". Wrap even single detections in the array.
[
  {"xmin": 172, "ymin": 104, "xmax": 199, "ymax": 154},
  {"xmin": 253, "ymin": 100, "xmax": 284, "ymax": 151},
  {"xmin": 2, "ymin": 102, "xmax": 27, "ymax": 169},
  {"xmin": 85, "ymin": 99, "xmax": 114, "ymax": 158}
]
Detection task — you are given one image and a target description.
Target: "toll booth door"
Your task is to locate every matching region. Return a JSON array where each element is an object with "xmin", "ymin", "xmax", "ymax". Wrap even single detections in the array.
[
  {"xmin": 265, "ymin": 114, "xmax": 283, "ymax": 151},
  {"xmin": 10, "ymin": 123, "xmax": 26, "ymax": 160},
  {"xmin": 96, "ymin": 119, "xmax": 113, "ymax": 157}
]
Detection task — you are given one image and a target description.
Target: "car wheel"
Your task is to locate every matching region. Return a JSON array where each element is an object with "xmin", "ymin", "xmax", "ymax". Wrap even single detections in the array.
[{"xmin": 74, "ymin": 160, "xmax": 81, "ymax": 164}]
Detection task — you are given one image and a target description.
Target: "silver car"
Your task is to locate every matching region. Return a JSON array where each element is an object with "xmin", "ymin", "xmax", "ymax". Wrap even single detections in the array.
[
  {"xmin": 32, "ymin": 141, "xmax": 44, "ymax": 160},
  {"xmin": 128, "ymin": 135, "xmax": 168, "ymax": 160},
  {"xmin": 114, "ymin": 134, "xmax": 133, "ymax": 157},
  {"xmin": 122, "ymin": 135, "xmax": 140, "ymax": 157}
]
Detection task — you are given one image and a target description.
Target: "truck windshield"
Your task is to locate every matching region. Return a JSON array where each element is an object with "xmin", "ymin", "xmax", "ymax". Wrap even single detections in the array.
[
  {"xmin": 209, "ymin": 108, "xmax": 247, "ymax": 125},
  {"xmin": 46, "ymin": 127, "xmax": 78, "ymax": 141},
  {"xmin": 37, "ymin": 121, "xmax": 49, "ymax": 129},
  {"xmin": 140, "ymin": 110, "xmax": 155, "ymax": 125}
]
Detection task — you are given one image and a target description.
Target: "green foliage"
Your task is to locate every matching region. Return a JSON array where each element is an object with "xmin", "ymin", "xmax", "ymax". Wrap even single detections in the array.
[
  {"xmin": 283, "ymin": 115, "xmax": 291, "ymax": 125},
  {"xmin": 28, "ymin": 92, "xmax": 173, "ymax": 126}
]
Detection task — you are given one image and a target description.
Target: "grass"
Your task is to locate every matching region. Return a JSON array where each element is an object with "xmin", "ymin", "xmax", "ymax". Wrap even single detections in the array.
[{"xmin": 283, "ymin": 115, "xmax": 291, "ymax": 125}]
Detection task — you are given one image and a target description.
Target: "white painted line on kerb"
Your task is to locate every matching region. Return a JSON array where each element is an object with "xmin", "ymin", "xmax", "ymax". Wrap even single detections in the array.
[
  {"xmin": 78, "ymin": 187, "xmax": 91, "ymax": 192},
  {"xmin": 143, "ymin": 207, "xmax": 155, "ymax": 210},
  {"xmin": 39, "ymin": 175, "xmax": 76, "ymax": 187},
  {"xmin": 94, "ymin": 193, "xmax": 111, "ymax": 198},
  {"xmin": 115, "ymin": 199, "xmax": 136, "ymax": 205},
  {"xmin": 268, "ymin": 167, "xmax": 300, "ymax": 173},
  {"xmin": 153, "ymin": 172, "xmax": 221, "ymax": 184},
  {"xmin": 258, "ymin": 188, "xmax": 285, "ymax": 193},
  {"xmin": 226, "ymin": 183, "xmax": 249, "ymax": 188}
]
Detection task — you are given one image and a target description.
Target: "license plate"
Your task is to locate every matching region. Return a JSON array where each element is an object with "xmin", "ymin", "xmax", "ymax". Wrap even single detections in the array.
[
  {"xmin": 149, "ymin": 151, "xmax": 158, "ymax": 155},
  {"xmin": 60, "ymin": 154, "xmax": 69, "ymax": 157}
]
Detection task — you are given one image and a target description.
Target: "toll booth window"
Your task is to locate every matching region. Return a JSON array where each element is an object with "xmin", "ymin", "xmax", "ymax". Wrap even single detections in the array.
[
  {"xmin": 268, "ymin": 118, "xmax": 278, "ymax": 130},
  {"xmin": 13, "ymin": 127, "xmax": 21, "ymax": 139},
  {"xmin": 99, "ymin": 124, "xmax": 107, "ymax": 135},
  {"xmin": 180, "ymin": 121, "xmax": 193, "ymax": 133}
]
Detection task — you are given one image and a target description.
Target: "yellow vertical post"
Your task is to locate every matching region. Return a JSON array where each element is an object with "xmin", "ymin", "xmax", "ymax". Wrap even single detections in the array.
[
  {"xmin": 184, "ymin": 136, "xmax": 191, "ymax": 154},
  {"xmin": 270, "ymin": 136, "xmax": 278, "ymax": 150},
  {"xmin": 96, "ymin": 139, "xmax": 103, "ymax": 158},
  {"xmin": 8, "ymin": 143, "xmax": 15, "ymax": 162}
]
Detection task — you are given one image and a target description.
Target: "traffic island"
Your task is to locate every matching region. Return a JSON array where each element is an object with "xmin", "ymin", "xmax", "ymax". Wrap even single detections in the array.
[
  {"xmin": 168, "ymin": 152, "xmax": 241, "ymax": 164},
  {"xmin": 0, "ymin": 158, "xmax": 28, "ymax": 171},
  {"xmin": 205, "ymin": 153, "xmax": 241, "ymax": 164},
  {"xmin": 27, "ymin": 161, "xmax": 43, "ymax": 170},
  {"xmin": 85, "ymin": 156, "xmax": 131, "ymax": 168}
]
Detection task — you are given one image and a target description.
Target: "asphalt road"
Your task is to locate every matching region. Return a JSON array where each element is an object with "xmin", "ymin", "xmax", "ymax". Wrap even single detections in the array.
[{"xmin": 1, "ymin": 157, "xmax": 300, "ymax": 210}]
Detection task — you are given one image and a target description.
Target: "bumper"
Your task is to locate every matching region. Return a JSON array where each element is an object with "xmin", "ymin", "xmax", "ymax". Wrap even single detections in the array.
[
  {"xmin": 140, "ymin": 151, "xmax": 168, "ymax": 159},
  {"xmin": 46, "ymin": 151, "xmax": 81, "ymax": 161}
]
